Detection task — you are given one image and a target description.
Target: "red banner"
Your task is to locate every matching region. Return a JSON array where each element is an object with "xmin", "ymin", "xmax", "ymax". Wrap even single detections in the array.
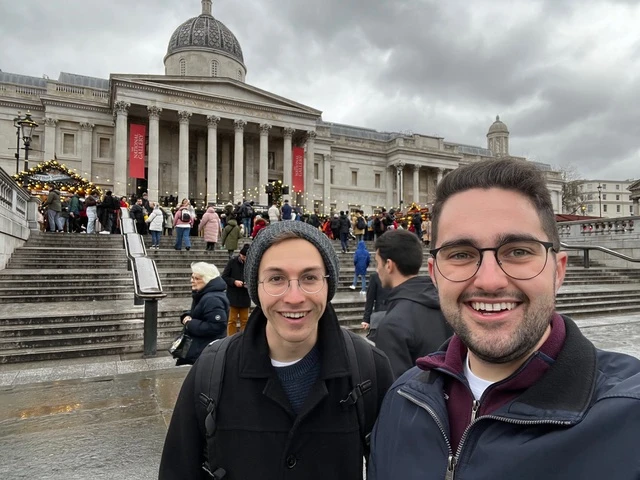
[
  {"xmin": 292, "ymin": 146, "xmax": 304, "ymax": 193},
  {"xmin": 129, "ymin": 124, "xmax": 146, "ymax": 179}
]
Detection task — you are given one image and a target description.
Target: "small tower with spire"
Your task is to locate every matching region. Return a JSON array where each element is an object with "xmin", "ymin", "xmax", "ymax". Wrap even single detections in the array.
[
  {"xmin": 487, "ymin": 115, "xmax": 510, "ymax": 158},
  {"xmin": 202, "ymin": 0, "xmax": 212, "ymax": 16}
]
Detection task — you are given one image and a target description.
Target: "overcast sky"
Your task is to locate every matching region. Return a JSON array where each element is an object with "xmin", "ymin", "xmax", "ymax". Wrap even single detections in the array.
[{"xmin": 1, "ymin": 0, "xmax": 639, "ymax": 181}]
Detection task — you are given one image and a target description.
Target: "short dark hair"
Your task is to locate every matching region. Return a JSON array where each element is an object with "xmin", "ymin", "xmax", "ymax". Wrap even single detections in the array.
[
  {"xmin": 375, "ymin": 229, "xmax": 422, "ymax": 276},
  {"xmin": 431, "ymin": 159, "xmax": 559, "ymax": 249}
]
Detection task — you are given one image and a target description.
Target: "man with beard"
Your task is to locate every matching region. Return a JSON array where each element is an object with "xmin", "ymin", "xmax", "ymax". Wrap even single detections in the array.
[{"xmin": 368, "ymin": 159, "xmax": 640, "ymax": 480}]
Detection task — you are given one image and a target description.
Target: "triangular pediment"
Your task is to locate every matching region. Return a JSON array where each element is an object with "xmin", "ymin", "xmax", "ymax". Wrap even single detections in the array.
[{"xmin": 110, "ymin": 74, "xmax": 321, "ymax": 116}]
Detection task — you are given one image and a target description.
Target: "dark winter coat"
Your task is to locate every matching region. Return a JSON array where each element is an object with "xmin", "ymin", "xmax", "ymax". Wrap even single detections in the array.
[
  {"xmin": 369, "ymin": 315, "xmax": 640, "ymax": 480},
  {"xmin": 339, "ymin": 214, "xmax": 351, "ymax": 234},
  {"xmin": 178, "ymin": 277, "xmax": 229, "ymax": 365},
  {"xmin": 159, "ymin": 303, "xmax": 394, "ymax": 480},
  {"xmin": 43, "ymin": 190, "xmax": 61, "ymax": 212},
  {"xmin": 221, "ymin": 255, "xmax": 251, "ymax": 308},
  {"xmin": 363, "ymin": 273, "xmax": 391, "ymax": 324},
  {"xmin": 371, "ymin": 276, "xmax": 453, "ymax": 378},
  {"xmin": 353, "ymin": 241, "xmax": 370, "ymax": 275}
]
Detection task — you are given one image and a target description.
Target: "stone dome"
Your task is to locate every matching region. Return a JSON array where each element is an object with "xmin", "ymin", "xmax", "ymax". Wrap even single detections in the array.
[
  {"xmin": 165, "ymin": 5, "xmax": 244, "ymax": 66},
  {"xmin": 488, "ymin": 115, "xmax": 509, "ymax": 135}
]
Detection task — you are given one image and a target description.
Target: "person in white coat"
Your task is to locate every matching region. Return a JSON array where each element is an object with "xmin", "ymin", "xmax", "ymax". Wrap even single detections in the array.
[{"xmin": 146, "ymin": 202, "xmax": 165, "ymax": 248}]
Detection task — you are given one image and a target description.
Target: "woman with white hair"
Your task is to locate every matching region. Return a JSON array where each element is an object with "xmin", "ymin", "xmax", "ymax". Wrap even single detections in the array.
[{"xmin": 176, "ymin": 262, "xmax": 230, "ymax": 365}]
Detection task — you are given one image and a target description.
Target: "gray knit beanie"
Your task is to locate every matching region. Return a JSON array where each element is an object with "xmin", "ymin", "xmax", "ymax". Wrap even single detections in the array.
[{"xmin": 244, "ymin": 221, "xmax": 339, "ymax": 307}]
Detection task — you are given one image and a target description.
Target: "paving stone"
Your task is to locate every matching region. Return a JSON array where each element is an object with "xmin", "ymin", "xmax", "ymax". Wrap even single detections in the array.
[{"xmin": 117, "ymin": 359, "xmax": 150, "ymax": 375}]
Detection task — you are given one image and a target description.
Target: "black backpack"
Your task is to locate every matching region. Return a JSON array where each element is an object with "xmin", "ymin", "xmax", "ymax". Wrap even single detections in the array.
[
  {"xmin": 195, "ymin": 328, "xmax": 378, "ymax": 478},
  {"xmin": 181, "ymin": 209, "xmax": 191, "ymax": 222},
  {"xmin": 356, "ymin": 216, "xmax": 366, "ymax": 230}
]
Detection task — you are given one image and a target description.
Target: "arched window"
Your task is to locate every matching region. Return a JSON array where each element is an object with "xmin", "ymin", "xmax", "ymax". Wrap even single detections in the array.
[
  {"xmin": 179, "ymin": 59, "xmax": 186, "ymax": 76},
  {"xmin": 237, "ymin": 69, "xmax": 242, "ymax": 81},
  {"xmin": 211, "ymin": 60, "xmax": 219, "ymax": 77}
]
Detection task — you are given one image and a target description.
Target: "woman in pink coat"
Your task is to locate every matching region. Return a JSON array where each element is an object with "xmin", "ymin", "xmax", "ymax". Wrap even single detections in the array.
[{"xmin": 199, "ymin": 206, "xmax": 222, "ymax": 250}]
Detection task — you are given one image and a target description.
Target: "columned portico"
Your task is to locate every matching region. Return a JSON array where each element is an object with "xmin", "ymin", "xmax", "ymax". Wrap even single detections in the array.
[
  {"xmin": 114, "ymin": 101, "xmax": 130, "ymax": 194},
  {"xmin": 305, "ymin": 131, "xmax": 316, "ymax": 205},
  {"xmin": 79, "ymin": 122, "xmax": 94, "ymax": 183},
  {"xmin": 206, "ymin": 116, "xmax": 220, "ymax": 205},
  {"xmin": 43, "ymin": 118, "xmax": 58, "ymax": 164},
  {"xmin": 233, "ymin": 119, "xmax": 246, "ymax": 203},
  {"xmin": 412, "ymin": 164, "xmax": 420, "ymax": 205},
  {"xmin": 283, "ymin": 127, "xmax": 294, "ymax": 202},
  {"xmin": 177, "ymin": 110, "xmax": 191, "ymax": 201},
  {"xmin": 259, "ymin": 123, "xmax": 271, "ymax": 206},
  {"xmin": 147, "ymin": 106, "xmax": 162, "ymax": 201}
]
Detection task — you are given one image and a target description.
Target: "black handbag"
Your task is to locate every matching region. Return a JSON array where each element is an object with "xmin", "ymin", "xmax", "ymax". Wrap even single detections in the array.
[{"xmin": 169, "ymin": 329, "xmax": 193, "ymax": 359}]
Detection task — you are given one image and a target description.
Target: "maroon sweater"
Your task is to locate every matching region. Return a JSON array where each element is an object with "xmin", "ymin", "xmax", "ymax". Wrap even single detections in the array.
[{"xmin": 416, "ymin": 313, "xmax": 566, "ymax": 453}]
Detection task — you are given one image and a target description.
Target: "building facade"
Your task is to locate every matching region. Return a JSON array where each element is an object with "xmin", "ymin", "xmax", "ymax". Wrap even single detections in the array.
[
  {"xmin": 0, "ymin": 0, "xmax": 563, "ymax": 214},
  {"xmin": 576, "ymin": 180, "xmax": 635, "ymax": 218}
]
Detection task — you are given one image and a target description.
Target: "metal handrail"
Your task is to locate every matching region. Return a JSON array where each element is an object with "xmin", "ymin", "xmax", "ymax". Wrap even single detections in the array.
[{"xmin": 560, "ymin": 242, "xmax": 640, "ymax": 268}]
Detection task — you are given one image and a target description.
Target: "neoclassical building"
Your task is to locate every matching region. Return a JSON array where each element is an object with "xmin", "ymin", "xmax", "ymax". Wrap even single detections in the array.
[{"xmin": 0, "ymin": 0, "xmax": 563, "ymax": 214}]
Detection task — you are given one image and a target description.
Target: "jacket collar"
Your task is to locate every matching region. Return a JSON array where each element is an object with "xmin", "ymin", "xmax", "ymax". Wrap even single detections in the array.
[
  {"xmin": 239, "ymin": 302, "xmax": 351, "ymax": 380},
  {"xmin": 412, "ymin": 314, "xmax": 597, "ymax": 422}
]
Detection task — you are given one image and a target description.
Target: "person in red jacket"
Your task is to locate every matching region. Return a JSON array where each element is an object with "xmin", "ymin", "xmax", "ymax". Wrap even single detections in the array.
[{"xmin": 251, "ymin": 215, "xmax": 267, "ymax": 238}]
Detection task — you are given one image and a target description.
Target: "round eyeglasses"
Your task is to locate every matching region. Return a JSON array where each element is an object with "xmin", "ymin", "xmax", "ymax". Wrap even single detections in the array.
[
  {"xmin": 430, "ymin": 239, "xmax": 557, "ymax": 283},
  {"xmin": 259, "ymin": 273, "xmax": 330, "ymax": 297}
]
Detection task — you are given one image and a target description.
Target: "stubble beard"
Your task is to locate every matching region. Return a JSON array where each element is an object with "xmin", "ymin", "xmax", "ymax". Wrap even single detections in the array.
[{"xmin": 442, "ymin": 289, "xmax": 556, "ymax": 365}]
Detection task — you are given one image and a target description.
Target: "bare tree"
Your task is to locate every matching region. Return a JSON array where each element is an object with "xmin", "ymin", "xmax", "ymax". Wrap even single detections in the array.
[{"xmin": 556, "ymin": 164, "xmax": 587, "ymax": 214}]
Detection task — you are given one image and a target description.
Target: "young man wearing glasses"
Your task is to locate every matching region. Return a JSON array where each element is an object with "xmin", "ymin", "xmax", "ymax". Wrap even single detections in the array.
[
  {"xmin": 368, "ymin": 159, "xmax": 640, "ymax": 479},
  {"xmin": 160, "ymin": 221, "xmax": 393, "ymax": 480}
]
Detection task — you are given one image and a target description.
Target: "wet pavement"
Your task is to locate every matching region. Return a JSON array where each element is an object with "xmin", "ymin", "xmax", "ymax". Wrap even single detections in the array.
[{"xmin": 1, "ymin": 312, "xmax": 639, "ymax": 479}]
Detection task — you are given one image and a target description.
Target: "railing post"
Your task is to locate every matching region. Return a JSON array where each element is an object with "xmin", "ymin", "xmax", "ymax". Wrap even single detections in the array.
[
  {"xmin": 584, "ymin": 249, "xmax": 590, "ymax": 269},
  {"xmin": 143, "ymin": 299, "xmax": 158, "ymax": 357}
]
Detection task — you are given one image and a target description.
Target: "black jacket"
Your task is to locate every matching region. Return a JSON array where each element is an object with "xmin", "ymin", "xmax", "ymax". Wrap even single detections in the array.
[
  {"xmin": 159, "ymin": 303, "xmax": 394, "ymax": 480},
  {"xmin": 179, "ymin": 277, "xmax": 229, "ymax": 365},
  {"xmin": 372, "ymin": 276, "xmax": 452, "ymax": 379},
  {"xmin": 363, "ymin": 273, "xmax": 391, "ymax": 324},
  {"xmin": 221, "ymin": 255, "xmax": 251, "ymax": 308},
  {"xmin": 370, "ymin": 316, "xmax": 640, "ymax": 479},
  {"xmin": 339, "ymin": 214, "xmax": 351, "ymax": 234}
]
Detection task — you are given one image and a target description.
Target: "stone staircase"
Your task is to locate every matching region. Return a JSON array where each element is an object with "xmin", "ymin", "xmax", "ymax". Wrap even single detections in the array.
[{"xmin": 1, "ymin": 232, "xmax": 639, "ymax": 363}]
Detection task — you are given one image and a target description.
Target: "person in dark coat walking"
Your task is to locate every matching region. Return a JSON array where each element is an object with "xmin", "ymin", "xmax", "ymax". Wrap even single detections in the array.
[
  {"xmin": 350, "ymin": 240, "xmax": 370, "ymax": 293},
  {"xmin": 130, "ymin": 198, "xmax": 147, "ymax": 235},
  {"xmin": 372, "ymin": 229, "xmax": 452, "ymax": 378},
  {"xmin": 221, "ymin": 243, "xmax": 251, "ymax": 335},
  {"xmin": 176, "ymin": 262, "xmax": 229, "ymax": 366},
  {"xmin": 338, "ymin": 210, "xmax": 351, "ymax": 253},
  {"xmin": 361, "ymin": 272, "xmax": 391, "ymax": 338},
  {"xmin": 160, "ymin": 221, "xmax": 393, "ymax": 480},
  {"xmin": 330, "ymin": 213, "xmax": 340, "ymax": 242}
]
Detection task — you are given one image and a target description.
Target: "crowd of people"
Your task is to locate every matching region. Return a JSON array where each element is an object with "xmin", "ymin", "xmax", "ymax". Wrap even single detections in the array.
[{"xmin": 158, "ymin": 158, "xmax": 640, "ymax": 479}]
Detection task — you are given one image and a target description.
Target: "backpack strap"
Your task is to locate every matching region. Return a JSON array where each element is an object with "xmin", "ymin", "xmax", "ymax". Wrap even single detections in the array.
[
  {"xmin": 340, "ymin": 328, "xmax": 377, "ymax": 461},
  {"xmin": 195, "ymin": 336, "xmax": 233, "ymax": 480}
]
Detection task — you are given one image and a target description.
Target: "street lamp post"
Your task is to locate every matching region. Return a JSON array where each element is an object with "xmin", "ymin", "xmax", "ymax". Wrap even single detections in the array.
[
  {"xmin": 597, "ymin": 183, "xmax": 603, "ymax": 218},
  {"xmin": 581, "ymin": 204, "xmax": 586, "ymax": 216},
  {"xmin": 13, "ymin": 112, "xmax": 23, "ymax": 175},
  {"xmin": 18, "ymin": 111, "xmax": 38, "ymax": 172}
]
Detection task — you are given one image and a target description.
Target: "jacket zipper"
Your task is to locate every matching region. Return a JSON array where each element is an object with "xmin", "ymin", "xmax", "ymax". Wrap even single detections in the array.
[
  {"xmin": 397, "ymin": 389, "xmax": 456, "ymax": 479},
  {"xmin": 399, "ymin": 388, "xmax": 574, "ymax": 479}
]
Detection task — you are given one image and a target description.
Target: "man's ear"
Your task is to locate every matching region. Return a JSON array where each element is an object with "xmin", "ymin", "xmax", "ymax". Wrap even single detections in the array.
[{"xmin": 428, "ymin": 257, "xmax": 438, "ymax": 288}]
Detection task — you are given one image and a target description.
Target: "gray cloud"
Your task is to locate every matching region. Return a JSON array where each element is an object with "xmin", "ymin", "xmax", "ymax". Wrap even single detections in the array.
[{"xmin": 1, "ymin": 0, "xmax": 639, "ymax": 180}]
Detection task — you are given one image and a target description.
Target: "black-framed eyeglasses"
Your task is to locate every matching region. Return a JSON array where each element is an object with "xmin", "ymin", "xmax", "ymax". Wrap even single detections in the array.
[
  {"xmin": 259, "ymin": 274, "xmax": 330, "ymax": 297},
  {"xmin": 430, "ymin": 239, "xmax": 557, "ymax": 282}
]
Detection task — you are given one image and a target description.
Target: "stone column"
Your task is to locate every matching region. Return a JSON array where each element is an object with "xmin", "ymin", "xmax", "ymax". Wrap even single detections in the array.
[
  {"xmin": 305, "ymin": 131, "xmax": 316, "ymax": 209},
  {"xmin": 436, "ymin": 168, "xmax": 444, "ymax": 184},
  {"xmin": 196, "ymin": 132, "xmax": 207, "ymax": 207},
  {"xmin": 114, "ymin": 101, "xmax": 130, "ymax": 195},
  {"xmin": 233, "ymin": 119, "xmax": 246, "ymax": 204},
  {"xmin": 395, "ymin": 162, "xmax": 406, "ymax": 208},
  {"xmin": 147, "ymin": 106, "xmax": 162, "ymax": 201},
  {"xmin": 323, "ymin": 154, "xmax": 331, "ymax": 215},
  {"xmin": 386, "ymin": 166, "xmax": 394, "ymax": 208},
  {"xmin": 221, "ymin": 136, "xmax": 231, "ymax": 202},
  {"xmin": 177, "ymin": 110, "xmax": 192, "ymax": 201},
  {"xmin": 206, "ymin": 116, "xmax": 220, "ymax": 205},
  {"xmin": 79, "ymin": 122, "xmax": 94, "ymax": 181},
  {"xmin": 412, "ymin": 164, "xmax": 420, "ymax": 205},
  {"xmin": 283, "ymin": 127, "xmax": 294, "ymax": 201},
  {"xmin": 43, "ymin": 118, "xmax": 58, "ymax": 162},
  {"xmin": 259, "ymin": 123, "xmax": 271, "ymax": 206}
]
